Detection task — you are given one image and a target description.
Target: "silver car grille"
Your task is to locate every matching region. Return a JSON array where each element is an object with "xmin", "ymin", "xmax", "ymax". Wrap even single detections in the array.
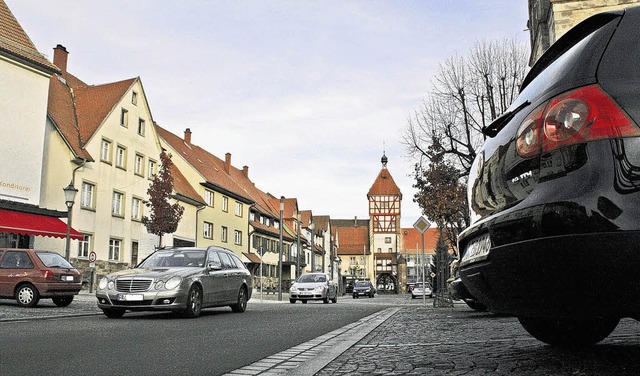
[{"xmin": 115, "ymin": 277, "xmax": 153, "ymax": 292}]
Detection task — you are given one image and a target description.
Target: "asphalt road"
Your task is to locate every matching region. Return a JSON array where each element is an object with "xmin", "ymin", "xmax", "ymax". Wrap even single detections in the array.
[{"xmin": 0, "ymin": 295, "xmax": 392, "ymax": 376}]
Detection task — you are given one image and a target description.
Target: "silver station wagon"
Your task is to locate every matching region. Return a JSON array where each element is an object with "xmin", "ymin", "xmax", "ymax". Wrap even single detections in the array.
[{"xmin": 96, "ymin": 246, "xmax": 252, "ymax": 318}]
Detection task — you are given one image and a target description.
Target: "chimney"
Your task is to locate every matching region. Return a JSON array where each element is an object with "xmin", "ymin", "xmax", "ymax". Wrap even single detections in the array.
[
  {"xmin": 53, "ymin": 44, "xmax": 68, "ymax": 73},
  {"xmin": 224, "ymin": 153, "xmax": 231, "ymax": 174},
  {"xmin": 184, "ymin": 128, "xmax": 191, "ymax": 145},
  {"xmin": 354, "ymin": 216, "xmax": 357, "ymax": 226},
  {"xmin": 242, "ymin": 165, "xmax": 249, "ymax": 178}
]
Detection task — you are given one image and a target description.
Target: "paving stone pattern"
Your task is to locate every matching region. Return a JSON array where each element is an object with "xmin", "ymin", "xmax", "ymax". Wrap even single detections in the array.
[{"xmin": 316, "ymin": 306, "xmax": 640, "ymax": 376}]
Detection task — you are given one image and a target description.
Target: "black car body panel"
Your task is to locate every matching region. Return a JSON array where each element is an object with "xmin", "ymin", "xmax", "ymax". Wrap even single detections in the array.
[{"xmin": 459, "ymin": 6, "xmax": 640, "ymax": 320}]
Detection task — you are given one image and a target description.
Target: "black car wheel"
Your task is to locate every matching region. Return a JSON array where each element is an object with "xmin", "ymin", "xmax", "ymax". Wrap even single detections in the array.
[
  {"xmin": 331, "ymin": 294, "xmax": 337, "ymax": 303},
  {"xmin": 290, "ymin": 299, "xmax": 296, "ymax": 304},
  {"xmin": 231, "ymin": 286, "xmax": 248, "ymax": 313},
  {"xmin": 182, "ymin": 285, "xmax": 203, "ymax": 318},
  {"xmin": 52, "ymin": 296, "xmax": 74, "ymax": 307},
  {"xmin": 518, "ymin": 316, "xmax": 620, "ymax": 347},
  {"xmin": 15, "ymin": 284, "xmax": 39, "ymax": 308},
  {"xmin": 102, "ymin": 308, "xmax": 126, "ymax": 318},
  {"xmin": 301, "ymin": 300, "xmax": 307, "ymax": 304},
  {"xmin": 464, "ymin": 299, "xmax": 487, "ymax": 312}
]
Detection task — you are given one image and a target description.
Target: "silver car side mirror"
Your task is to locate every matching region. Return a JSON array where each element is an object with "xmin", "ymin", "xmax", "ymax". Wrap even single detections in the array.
[{"xmin": 208, "ymin": 262, "xmax": 222, "ymax": 270}]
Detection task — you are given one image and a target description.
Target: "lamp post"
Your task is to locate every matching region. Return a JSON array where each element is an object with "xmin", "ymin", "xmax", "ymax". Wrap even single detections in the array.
[
  {"xmin": 63, "ymin": 182, "xmax": 78, "ymax": 261},
  {"xmin": 309, "ymin": 222, "xmax": 315, "ymax": 272},
  {"xmin": 296, "ymin": 213, "xmax": 301, "ymax": 279},
  {"xmin": 278, "ymin": 196, "xmax": 284, "ymax": 301}
]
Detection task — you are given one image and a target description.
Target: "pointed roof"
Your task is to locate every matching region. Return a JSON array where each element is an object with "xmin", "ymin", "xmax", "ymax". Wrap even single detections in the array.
[
  {"xmin": 74, "ymin": 78, "xmax": 137, "ymax": 144},
  {"xmin": 367, "ymin": 154, "xmax": 402, "ymax": 197},
  {"xmin": 170, "ymin": 162, "xmax": 205, "ymax": 206},
  {"xmin": 0, "ymin": 0, "xmax": 59, "ymax": 74}
]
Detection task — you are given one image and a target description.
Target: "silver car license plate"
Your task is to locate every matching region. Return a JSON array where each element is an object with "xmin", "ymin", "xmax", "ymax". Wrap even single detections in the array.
[
  {"xmin": 461, "ymin": 233, "xmax": 491, "ymax": 266},
  {"xmin": 116, "ymin": 294, "xmax": 143, "ymax": 301}
]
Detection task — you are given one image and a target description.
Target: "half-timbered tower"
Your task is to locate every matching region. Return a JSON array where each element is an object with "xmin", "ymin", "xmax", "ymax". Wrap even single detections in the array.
[{"xmin": 367, "ymin": 153, "xmax": 402, "ymax": 291}]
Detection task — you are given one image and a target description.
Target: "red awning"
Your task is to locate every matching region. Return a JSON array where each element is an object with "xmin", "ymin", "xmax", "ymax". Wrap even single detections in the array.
[{"xmin": 0, "ymin": 209, "xmax": 83, "ymax": 240}]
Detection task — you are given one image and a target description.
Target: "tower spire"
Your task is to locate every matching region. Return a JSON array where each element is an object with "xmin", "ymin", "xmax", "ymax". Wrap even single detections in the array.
[{"xmin": 381, "ymin": 141, "xmax": 388, "ymax": 168}]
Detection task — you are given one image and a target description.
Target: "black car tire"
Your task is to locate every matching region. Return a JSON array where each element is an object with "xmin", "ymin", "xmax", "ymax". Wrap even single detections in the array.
[
  {"xmin": 290, "ymin": 299, "xmax": 296, "ymax": 304},
  {"xmin": 52, "ymin": 296, "xmax": 74, "ymax": 307},
  {"xmin": 182, "ymin": 285, "xmax": 203, "ymax": 318},
  {"xmin": 464, "ymin": 299, "xmax": 488, "ymax": 312},
  {"xmin": 102, "ymin": 308, "xmax": 125, "ymax": 318},
  {"xmin": 331, "ymin": 294, "xmax": 337, "ymax": 303},
  {"xmin": 323, "ymin": 296, "xmax": 329, "ymax": 304},
  {"xmin": 231, "ymin": 286, "xmax": 248, "ymax": 313},
  {"xmin": 518, "ymin": 316, "xmax": 620, "ymax": 347},
  {"xmin": 352, "ymin": 294, "xmax": 357, "ymax": 299},
  {"xmin": 301, "ymin": 300, "xmax": 307, "ymax": 304},
  {"xmin": 15, "ymin": 283, "xmax": 39, "ymax": 308}
]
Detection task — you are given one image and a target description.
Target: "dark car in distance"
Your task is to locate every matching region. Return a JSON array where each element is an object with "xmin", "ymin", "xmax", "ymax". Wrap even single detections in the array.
[
  {"xmin": 458, "ymin": 6, "xmax": 640, "ymax": 346},
  {"xmin": 0, "ymin": 249, "xmax": 82, "ymax": 307},
  {"xmin": 96, "ymin": 246, "xmax": 252, "ymax": 318},
  {"xmin": 352, "ymin": 280, "xmax": 376, "ymax": 298}
]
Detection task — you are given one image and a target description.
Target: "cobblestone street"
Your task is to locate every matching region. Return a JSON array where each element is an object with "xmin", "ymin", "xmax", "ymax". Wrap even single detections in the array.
[{"xmin": 316, "ymin": 305, "xmax": 640, "ymax": 376}]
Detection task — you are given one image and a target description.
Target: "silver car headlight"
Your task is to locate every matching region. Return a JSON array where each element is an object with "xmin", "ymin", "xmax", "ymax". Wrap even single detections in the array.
[
  {"xmin": 164, "ymin": 276, "xmax": 182, "ymax": 290},
  {"xmin": 314, "ymin": 286, "xmax": 324, "ymax": 293},
  {"xmin": 98, "ymin": 277, "xmax": 109, "ymax": 290}
]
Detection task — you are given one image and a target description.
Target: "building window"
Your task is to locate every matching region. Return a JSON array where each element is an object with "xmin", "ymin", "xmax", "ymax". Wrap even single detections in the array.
[
  {"xmin": 80, "ymin": 182, "xmax": 95, "ymax": 209},
  {"xmin": 131, "ymin": 241, "xmax": 139, "ymax": 266},
  {"xmin": 120, "ymin": 108, "xmax": 128, "ymax": 127},
  {"xmin": 148, "ymin": 159, "xmax": 156, "ymax": 179},
  {"xmin": 235, "ymin": 202, "xmax": 243, "ymax": 217},
  {"xmin": 222, "ymin": 196, "xmax": 229, "ymax": 212},
  {"xmin": 203, "ymin": 222, "xmax": 213, "ymax": 239},
  {"xmin": 138, "ymin": 118, "xmax": 146, "ymax": 136},
  {"xmin": 350, "ymin": 256, "xmax": 356, "ymax": 265},
  {"xmin": 234, "ymin": 230, "xmax": 242, "ymax": 245},
  {"xmin": 131, "ymin": 91, "xmax": 138, "ymax": 105},
  {"xmin": 131, "ymin": 197, "xmax": 142, "ymax": 221},
  {"xmin": 78, "ymin": 234, "xmax": 91, "ymax": 258},
  {"xmin": 100, "ymin": 139, "xmax": 112, "ymax": 163},
  {"xmin": 204, "ymin": 190, "xmax": 214, "ymax": 207},
  {"xmin": 109, "ymin": 238, "xmax": 121, "ymax": 261},
  {"xmin": 385, "ymin": 237, "xmax": 392, "ymax": 244},
  {"xmin": 134, "ymin": 154, "xmax": 144, "ymax": 176},
  {"xmin": 112, "ymin": 191, "xmax": 124, "ymax": 217},
  {"xmin": 115, "ymin": 145, "xmax": 127, "ymax": 169},
  {"xmin": 221, "ymin": 226, "xmax": 228, "ymax": 242}
]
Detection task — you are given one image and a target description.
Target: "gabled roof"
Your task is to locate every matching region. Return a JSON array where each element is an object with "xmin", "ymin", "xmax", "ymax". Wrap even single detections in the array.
[
  {"xmin": 367, "ymin": 167, "xmax": 401, "ymax": 197},
  {"xmin": 155, "ymin": 126, "xmax": 253, "ymax": 205},
  {"xmin": 0, "ymin": 0, "xmax": 59, "ymax": 74},
  {"xmin": 74, "ymin": 78, "xmax": 137, "ymax": 145}
]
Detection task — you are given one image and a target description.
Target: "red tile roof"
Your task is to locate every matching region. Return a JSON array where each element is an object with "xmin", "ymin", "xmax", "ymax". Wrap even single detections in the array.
[
  {"xmin": 368, "ymin": 167, "xmax": 402, "ymax": 197},
  {"xmin": 154, "ymin": 125, "xmax": 253, "ymax": 204},
  {"xmin": 170, "ymin": 162, "xmax": 205, "ymax": 206},
  {"xmin": 335, "ymin": 225, "xmax": 369, "ymax": 255},
  {"xmin": 0, "ymin": 0, "xmax": 59, "ymax": 74},
  {"xmin": 400, "ymin": 227, "xmax": 440, "ymax": 255}
]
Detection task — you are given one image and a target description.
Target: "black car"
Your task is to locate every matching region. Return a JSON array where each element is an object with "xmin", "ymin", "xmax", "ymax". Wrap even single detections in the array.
[
  {"xmin": 352, "ymin": 280, "xmax": 376, "ymax": 298},
  {"xmin": 458, "ymin": 6, "xmax": 640, "ymax": 346}
]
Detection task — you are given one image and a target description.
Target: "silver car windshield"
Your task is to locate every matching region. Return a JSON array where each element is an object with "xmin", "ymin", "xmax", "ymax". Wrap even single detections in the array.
[
  {"xmin": 139, "ymin": 250, "xmax": 206, "ymax": 268},
  {"xmin": 298, "ymin": 274, "xmax": 326, "ymax": 283}
]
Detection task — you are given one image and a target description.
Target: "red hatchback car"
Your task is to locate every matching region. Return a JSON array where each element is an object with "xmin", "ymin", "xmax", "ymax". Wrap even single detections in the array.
[{"xmin": 0, "ymin": 249, "xmax": 82, "ymax": 307}]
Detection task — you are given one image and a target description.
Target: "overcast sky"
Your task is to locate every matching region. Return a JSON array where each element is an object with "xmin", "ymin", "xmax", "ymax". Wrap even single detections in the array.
[{"xmin": 8, "ymin": 1, "xmax": 529, "ymax": 228}]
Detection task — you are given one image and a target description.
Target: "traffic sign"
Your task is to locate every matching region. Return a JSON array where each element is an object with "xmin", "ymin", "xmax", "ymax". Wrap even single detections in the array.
[
  {"xmin": 89, "ymin": 251, "xmax": 97, "ymax": 263},
  {"xmin": 413, "ymin": 217, "xmax": 431, "ymax": 234}
]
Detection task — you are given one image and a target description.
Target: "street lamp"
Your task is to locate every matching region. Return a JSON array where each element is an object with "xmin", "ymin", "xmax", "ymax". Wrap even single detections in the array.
[
  {"xmin": 63, "ymin": 182, "xmax": 78, "ymax": 261},
  {"xmin": 309, "ymin": 222, "xmax": 315, "ymax": 272},
  {"xmin": 296, "ymin": 212, "xmax": 301, "ymax": 279},
  {"xmin": 278, "ymin": 196, "xmax": 284, "ymax": 301}
]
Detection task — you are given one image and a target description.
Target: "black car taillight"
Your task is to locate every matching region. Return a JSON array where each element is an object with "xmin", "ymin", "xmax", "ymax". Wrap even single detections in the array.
[{"xmin": 516, "ymin": 84, "xmax": 640, "ymax": 157}]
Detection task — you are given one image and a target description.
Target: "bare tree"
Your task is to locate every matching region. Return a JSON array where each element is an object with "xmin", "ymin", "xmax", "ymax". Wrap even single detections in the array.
[{"xmin": 404, "ymin": 38, "xmax": 528, "ymax": 177}]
